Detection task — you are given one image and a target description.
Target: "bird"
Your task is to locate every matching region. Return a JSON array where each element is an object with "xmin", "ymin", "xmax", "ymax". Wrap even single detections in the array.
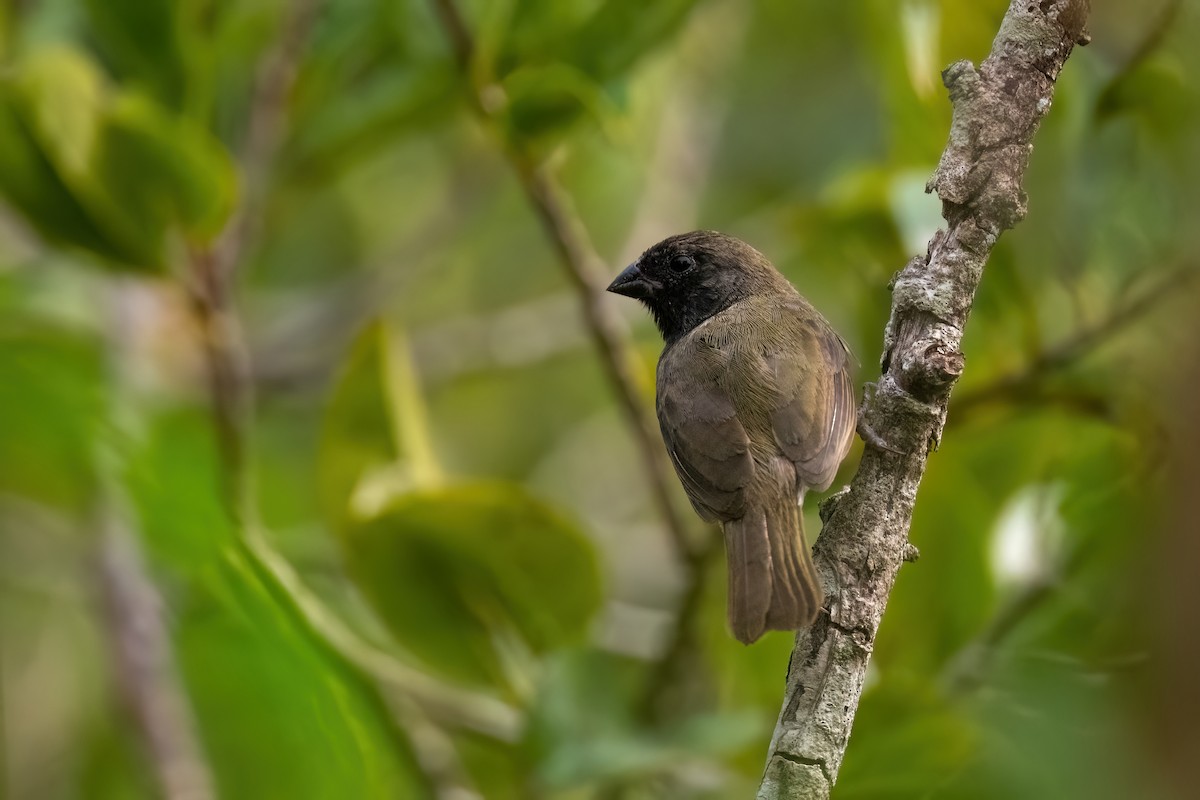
[{"xmin": 607, "ymin": 231, "xmax": 856, "ymax": 644}]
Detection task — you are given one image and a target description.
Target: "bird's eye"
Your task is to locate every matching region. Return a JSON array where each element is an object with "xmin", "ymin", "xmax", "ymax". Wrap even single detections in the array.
[{"xmin": 669, "ymin": 254, "xmax": 695, "ymax": 273}]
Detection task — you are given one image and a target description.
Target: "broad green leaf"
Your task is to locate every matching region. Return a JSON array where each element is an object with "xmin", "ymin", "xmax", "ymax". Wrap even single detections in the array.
[
  {"xmin": 478, "ymin": 0, "xmax": 700, "ymax": 142},
  {"xmin": 0, "ymin": 46, "xmax": 236, "ymax": 271},
  {"xmin": 319, "ymin": 322, "xmax": 443, "ymax": 529},
  {"xmin": 95, "ymin": 92, "xmax": 237, "ymax": 241},
  {"xmin": 83, "ymin": 0, "xmax": 189, "ymax": 110},
  {"xmin": 495, "ymin": 0, "xmax": 700, "ymax": 83},
  {"xmin": 0, "ymin": 323, "xmax": 104, "ymax": 514},
  {"xmin": 318, "ymin": 322, "xmax": 400, "ymax": 531},
  {"xmin": 126, "ymin": 410, "xmax": 432, "ymax": 800},
  {"xmin": 0, "ymin": 53, "xmax": 122, "ymax": 260},
  {"xmin": 501, "ymin": 63, "xmax": 620, "ymax": 144},
  {"xmin": 551, "ymin": 0, "xmax": 701, "ymax": 83},
  {"xmin": 343, "ymin": 484, "xmax": 602, "ymax": 689}
]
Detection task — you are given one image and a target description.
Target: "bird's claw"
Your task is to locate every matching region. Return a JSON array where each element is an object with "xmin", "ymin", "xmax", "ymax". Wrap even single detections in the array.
[{"xmin": 857, "ymin": 382, "xmax": 906, "ymax": 455}]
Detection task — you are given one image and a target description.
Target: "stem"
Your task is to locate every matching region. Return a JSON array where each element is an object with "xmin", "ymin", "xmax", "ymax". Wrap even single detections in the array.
[{"xmin": 99, "ymin": 283, "xmax": 216, "ymax": 800}]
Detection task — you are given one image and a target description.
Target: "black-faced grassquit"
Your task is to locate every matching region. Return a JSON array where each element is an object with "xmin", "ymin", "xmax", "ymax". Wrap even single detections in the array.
[{"xmin": 607, "ymin": 231, "xmax": 855, "ymax": 644}]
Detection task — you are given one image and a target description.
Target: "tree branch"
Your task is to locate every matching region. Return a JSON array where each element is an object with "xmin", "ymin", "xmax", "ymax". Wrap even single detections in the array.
[
  {"xmin": 428, "ymin": 0, "xmax": 697, "ymax": 567},
  {"xmin": 757, "ymin": 3, "xmax": 1091, "ymax": 798}
]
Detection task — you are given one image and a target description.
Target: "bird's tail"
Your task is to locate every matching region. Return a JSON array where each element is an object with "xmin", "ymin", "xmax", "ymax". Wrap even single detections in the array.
[{"xmin": 723, "ymin": 502, "xmax": 823, "ymax": 645}]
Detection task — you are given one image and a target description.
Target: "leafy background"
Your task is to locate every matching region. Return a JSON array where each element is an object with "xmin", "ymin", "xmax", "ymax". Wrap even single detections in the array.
[{"xmin": 1, "ymin": 0, "xmax": 1198, "ymax": 798}]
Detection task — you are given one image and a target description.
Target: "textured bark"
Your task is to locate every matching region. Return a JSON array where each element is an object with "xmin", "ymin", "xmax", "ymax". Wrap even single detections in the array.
[{"xmin": 757, "ymin": 2, "xmax": 1091, "ymax": 798}]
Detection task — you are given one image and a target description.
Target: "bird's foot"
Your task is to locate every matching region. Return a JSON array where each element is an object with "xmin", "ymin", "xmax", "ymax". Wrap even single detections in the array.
[{"xmin": 857, "ymin": 382, "xmax": 907, "ymax": 455}]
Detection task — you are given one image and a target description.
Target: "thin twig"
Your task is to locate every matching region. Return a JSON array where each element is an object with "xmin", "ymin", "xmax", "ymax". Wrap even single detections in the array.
[
  {"xmin": 100, "ymin": 284, "xmax": 216, "ymax": 800},
  {"xmin": 96, "ymin": 510, "xmax": 217, "ymax": 800},
  {"xmin": 1113, "ymin": 0, "xmax": 1181, "ymax": 80},
  {"xmin": 428, "ymin": 0, "xmax": 697, "ymax": 567},
  {"xmin": 953, "ymin": 264, "xmax": 1196, "ymax": 414},
  {"xmin": 211, "ymin": 0, "xmax": 321, "ymax": 285}
]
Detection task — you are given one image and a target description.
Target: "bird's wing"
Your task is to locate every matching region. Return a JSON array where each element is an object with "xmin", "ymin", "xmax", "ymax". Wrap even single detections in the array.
[
  {"xmin": 766, "ymin": 298, "xmax": 857, "ymax": 492},
  {"xmin": 656, "ymin": 339, "xmax": 753, "ymax": 522}
]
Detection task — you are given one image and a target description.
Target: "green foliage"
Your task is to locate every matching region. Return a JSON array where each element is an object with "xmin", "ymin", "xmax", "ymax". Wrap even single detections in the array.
[
  {"xmin": 0, "ymin": 0, "xmax": 1195, "ymax": 798},
  {"xmin": 0, "ymin": 47, "xmax": 234, "ymax": 271},
  {"xmin": 0, "ymin": 328, "xmax": 102, "ymax": 512},
  {"xmin": 128, "ymin": 411, "xmax": 431, "ymax": 799},
  {"xmin": 344, "ymin": 484, "xmax": 602, "ymax": 689}
]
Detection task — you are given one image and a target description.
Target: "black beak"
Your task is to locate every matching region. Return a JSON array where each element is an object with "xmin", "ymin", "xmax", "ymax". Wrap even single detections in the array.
[{"xmin": 606, "ymin": 262, "xmax": 655, "ymax": 299}]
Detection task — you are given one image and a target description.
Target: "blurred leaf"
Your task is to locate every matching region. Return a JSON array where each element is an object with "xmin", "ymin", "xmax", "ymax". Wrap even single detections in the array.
[
  {"xmin": 524, "ymin": 648, "xmax": 761, "ymax": 790},
  {"xmin": 83, "ymin": 0, "xmax": 189, "ymax": 110},
  {"xmin": 496, "ymin": 0, "xmax": 699, "ymax": 83},
  {"xmin": 124, "ymin": 411, "xmax": 237, "ymax": 571},
  {"xmin": 126, "ymin": 409, "xmax": 432, "ymax": 800},
  {"xmin": 0, "ymin": 51, "xmax": 120, "ymax": 259},
  {"xmin": 550, "ymin": 0, "xmax": 700, "ymax": 83},
  {"xmin": 95, "ymin": 92, "xmax": 237, "ymax": 241},
  {"xmin": 79, "ymin": 722, "xmax": 155, "ymax": 800},
  {"xmin": 343, "ymin": 483, "xmax": 602, "ymax": 688},
  {"xmin": 481, "ymin": 0, "xmax": 700, "ymax": 142},
  {"xmin": 177, "ymin": 566, "xmax": 431, "ymax": 800},
  {"xmin": 1095, "ymin": 57, "xmax": 1191, "ymax": 138},
  {"xmin": 836, "ymin": 679, "xmax": 977, "ymax": 799},
  {"xmin": 286, "ymin": 64, "xmax": 456, "ymax": 177},
  {"xmin": 501, "ymin": 62, "xmax": 620, "ymax": 144},
  {"xmin": 454, "ymin": 730, "xmax": 538, "ymax": 800},
  {"xmin": 0, "ymin": 322, "xmax": 104, "ymax": 513},
  {"xmin": 0, "ymin": 46, "xmax": 236, "ymax": 271},
  {"xmin": 318, "ymin": 322, "xmax": 400, "ymax": 531}
]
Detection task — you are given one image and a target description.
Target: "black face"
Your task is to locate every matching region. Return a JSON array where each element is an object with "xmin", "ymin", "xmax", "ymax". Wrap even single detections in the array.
[{"xmin": 606, "ymin": 231, "xmax": 760, "ymax": 344}]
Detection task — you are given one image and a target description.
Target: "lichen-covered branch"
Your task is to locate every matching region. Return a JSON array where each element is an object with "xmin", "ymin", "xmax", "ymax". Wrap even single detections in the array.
[{"xmin": 757, "ymin": 3, "xmax": 1091, "ymax": 798}]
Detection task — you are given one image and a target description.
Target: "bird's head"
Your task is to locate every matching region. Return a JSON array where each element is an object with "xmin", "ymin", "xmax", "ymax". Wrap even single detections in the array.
[{"xmin": 606, "ymin": 230, "xmax": 791, "ymax": 344}]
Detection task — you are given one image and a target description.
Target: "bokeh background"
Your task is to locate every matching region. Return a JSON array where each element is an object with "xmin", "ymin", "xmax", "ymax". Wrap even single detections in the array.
[{"xmin": 2, "ymin": 0, "xmax": 1198, "ymax": 798}]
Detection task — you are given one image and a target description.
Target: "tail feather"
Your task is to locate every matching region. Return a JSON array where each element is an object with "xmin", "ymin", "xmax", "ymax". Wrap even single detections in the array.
[
  {"xmin": 764, "ymin": 502, "xmax": 823, "ymax": 631},
  {"xmin": 724, "ymin": 502, "xmax": 822, "ymax": 645},
  {"xmin": 722, "ymin": 511, "xmax": 772, "ymax": 644}
]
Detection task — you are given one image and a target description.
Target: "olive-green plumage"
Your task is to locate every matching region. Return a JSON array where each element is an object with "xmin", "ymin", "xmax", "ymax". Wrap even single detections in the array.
[{"xmin": 607, "ymin": 231, "xmax": 855, "ymax": 644}]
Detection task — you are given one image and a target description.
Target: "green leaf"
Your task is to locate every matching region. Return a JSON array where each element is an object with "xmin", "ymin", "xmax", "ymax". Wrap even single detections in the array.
[
  {"xmin": 319, "ymin": 322, "xmax": 444, "ymax": 529},
  {"xmin": 0, "ymin": 322, "xmax": 104, "ymax": 513},
  {"xmin": 343, "ymin": 483, "xmax": 602, "ymax": 689},
  {"xmin": 495, "ymin": 0, "xmax": 700, "ymax": 83},
  {"xmin": 0, "ymin": 51, "xmax": 123, "ymax": 260},
  {"xmin": 481, "ymin": 0, "xmax": 701, "ymax": 142},
  {"xmin": 552, "ymin": 0, "xmax": 701, "ymax": 83},
  {"xmin": 95, "ymin": 92, "xmax": 237, "ymax": 241},
  {"xmin": 126, "ymin": 410, "xmax": 432, "ymax": 800},
  {"xmin": 318, "ymin": 322, "xmax": 401, "ymax": 530},
  {"xmin": 83, "ymin": 0, "xmax": 189, "ymax": 110},
  {"xmin": 501, "ymin": 62, "xmax": 620, "ymax": 144},
  {"xmin": 0, "ymin": 46, "xmax": 236, "ymax": 271},
  {"xmin": 524, "ymin": 649, "xmax": 761, "ymax": 790}
]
